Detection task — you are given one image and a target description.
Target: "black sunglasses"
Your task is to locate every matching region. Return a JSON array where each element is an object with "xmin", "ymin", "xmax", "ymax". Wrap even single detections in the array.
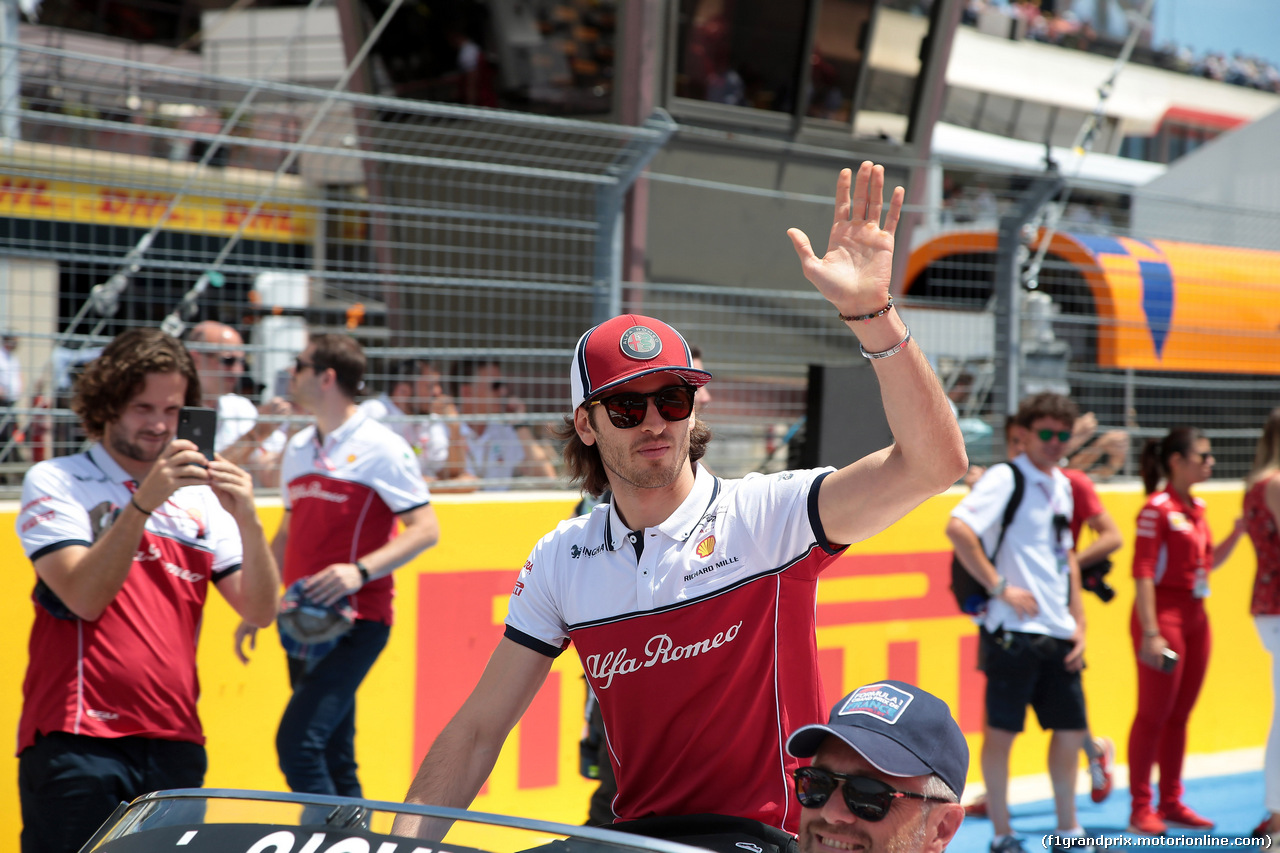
[
  {"xmin": 588, "ymin": 385, "xmax": 695, "ymax": 430},
  {"xmin": 295, "ymin": 357, "xmax": 316, "ymax": 374},
  {"xmin": 218, "ymin": 354, "xmax": 245, "ymax": 368},
  {"xmin": 793, "ymin": 767, "xmax": 945, "ymax": 821},
  {"xmin": 1036, "ymin": 429, "xmax": 1072, "ymax": 442}
]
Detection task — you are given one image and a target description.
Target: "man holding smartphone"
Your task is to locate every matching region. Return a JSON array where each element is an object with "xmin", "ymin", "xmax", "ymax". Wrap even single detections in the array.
[{"xmin": 13, "ymin": 327, "xmax": 280, "ymax": 853}]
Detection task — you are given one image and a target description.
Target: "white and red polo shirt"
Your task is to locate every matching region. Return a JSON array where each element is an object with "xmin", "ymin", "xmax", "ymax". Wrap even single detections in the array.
[
  {"xmin": 14, "ymin": 444, "xmax": 245, "ymax": 753},
  {"xmin": 280, "ymin": 411, "xmax": 431, "ymax": 625},
  {"xmin": 505, "ymin": 464, "xmax": 845, "ymax": 832}
]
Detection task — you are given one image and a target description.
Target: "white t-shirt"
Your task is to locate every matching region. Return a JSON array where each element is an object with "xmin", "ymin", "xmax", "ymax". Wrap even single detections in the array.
[
  {"xmin": 951, "ymin": 453, "xmax": 1077, "ymax": 638},
  {"xmin": 215, "ymin": 393, "xmax": 259, "ymax": 453},
  {"xmin": 0, "ymin": 346, "xmax": 22, "ymax": 401},
  {"xmin": 459, "ymin": 422, "xmax": 525, "ymax": 490}
]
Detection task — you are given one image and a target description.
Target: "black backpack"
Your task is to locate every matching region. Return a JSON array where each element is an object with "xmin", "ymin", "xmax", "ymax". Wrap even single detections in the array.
[{"xmin": 950, "ymin": 461, "xmax": 1025, "ymax": 616}]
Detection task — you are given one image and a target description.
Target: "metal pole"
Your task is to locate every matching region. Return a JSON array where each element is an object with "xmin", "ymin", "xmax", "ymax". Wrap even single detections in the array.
[
  {"xmin": 0, "ymin": 0, "xmax": 20, "ymax": 146},
  {"xmin": 994, "ymin": 171, "xmax": 1064, "ymax": 424}
]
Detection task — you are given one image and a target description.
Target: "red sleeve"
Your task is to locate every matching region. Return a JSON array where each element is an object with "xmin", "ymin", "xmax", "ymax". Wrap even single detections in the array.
[
  {"xmin": 1063, "ymin": 468, "xmax": 1104, "ymax": 543},
  {"xmin": 1132, "ymin": 500, "xmax": 1163, "ymax": 580}
]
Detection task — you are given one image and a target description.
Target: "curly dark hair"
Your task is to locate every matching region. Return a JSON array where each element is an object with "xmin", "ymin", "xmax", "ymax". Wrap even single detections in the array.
[
  {"xmin": 72, "ymin": 328, "xmax": 201, "ymax": 439},
  {"xmin": 552, "ymin": 406, "xmax": 711, "ymax": 497}
]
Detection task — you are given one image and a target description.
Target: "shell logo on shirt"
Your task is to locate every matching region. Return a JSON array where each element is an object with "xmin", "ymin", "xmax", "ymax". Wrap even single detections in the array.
[
  {"xmin": 695, "ymin": 535, "xmax": 716, "ymax": 558},
  {"xmin": 1168, "ymin": 512, "xmax": 1192, "ymax": 532}
]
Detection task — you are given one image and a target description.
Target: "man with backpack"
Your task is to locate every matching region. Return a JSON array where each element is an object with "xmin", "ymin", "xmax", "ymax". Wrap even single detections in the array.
[{"xmin": 946, "ymin": 392, "xmax": 1090, "ymax": 853}]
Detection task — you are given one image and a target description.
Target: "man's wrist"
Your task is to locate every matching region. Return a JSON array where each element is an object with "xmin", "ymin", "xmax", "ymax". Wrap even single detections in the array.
[
  {"xmin": 356, "ymin": 560, "xmax": 372, "ymax": 584},
  {"xmin": 990, "ymin": 577, "xmax": 1008, "ymax": 598}
]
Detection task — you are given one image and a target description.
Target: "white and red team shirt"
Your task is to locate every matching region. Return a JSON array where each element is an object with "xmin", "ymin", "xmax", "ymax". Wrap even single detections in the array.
[
  {"xmin": 1133, "ymin": 488, "xmax": 1212, "ymax": 591},
  {"xmin": 280, "ymin": 411, "xmax": 430, "ymax": 625},
  {"xmin": 14, "ymin": 444, "xmax": 245, "ymax": 753},
  {"xmin": 506, "ymin": 464, "xmax": 845, "ymax": 833}
]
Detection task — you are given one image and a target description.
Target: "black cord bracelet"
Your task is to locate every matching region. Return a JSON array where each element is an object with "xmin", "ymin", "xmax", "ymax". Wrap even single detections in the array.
[
  {"xmin": 838, "ymin": 294, "xmax": 894, "ymax": 323},
  {"xmin": 130, "ymin": 497, "xmax": 153, "ymax": 516}
]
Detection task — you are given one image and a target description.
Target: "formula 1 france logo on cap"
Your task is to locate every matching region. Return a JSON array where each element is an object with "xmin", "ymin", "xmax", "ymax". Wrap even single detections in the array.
[
  {"xmin": 837, "ymin": 683, "xmax": 914, "ymax": 725},
  {"xmin": 620, "ymin": 326, "xmax": 662, "ymax": 360}
]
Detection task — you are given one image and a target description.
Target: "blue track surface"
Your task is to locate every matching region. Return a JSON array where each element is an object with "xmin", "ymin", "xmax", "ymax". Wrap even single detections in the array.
[{"xmin": 950, "ymin": 771, "xmax": 1268, "ymax": 852}]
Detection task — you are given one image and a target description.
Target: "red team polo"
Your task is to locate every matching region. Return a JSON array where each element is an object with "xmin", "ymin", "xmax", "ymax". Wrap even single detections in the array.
[
  {"xmin": 280, "ymin": 412, "xmax": 431, "ymax": 624},
  {"xmin": 505, "ymin": 464, "xmax": 845, "ymax": 832},
  {"xmin": 1133, "ymin": 488, "xmax": 1212, "ymax": 590},
  {"xmin": 14, "ymin": 444, "xmax": 245, "ymax": 753}
]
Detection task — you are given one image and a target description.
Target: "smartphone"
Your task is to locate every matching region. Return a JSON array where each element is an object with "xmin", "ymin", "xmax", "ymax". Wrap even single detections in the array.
[
  {"xmin": 272, "ymin": 367, "xmax": 292, "ymax": 399},
  {"xmin": 1160, "ymin": 648, "xmax": 1180, "ymax": 672},
  {"xmin": 176, "ymin": 406, "xmax": 218, "ymax": 466}
]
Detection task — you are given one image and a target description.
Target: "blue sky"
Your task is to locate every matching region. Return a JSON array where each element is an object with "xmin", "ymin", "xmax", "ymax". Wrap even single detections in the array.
[{"xmin": 1150, "ymin": 0, "xmax": 1280, "ymax": 64}]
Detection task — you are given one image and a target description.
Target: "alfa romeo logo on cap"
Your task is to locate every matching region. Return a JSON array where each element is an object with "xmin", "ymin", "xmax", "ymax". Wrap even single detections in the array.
[{"xmin": 619, "ymin": 326, "xmax": 662, "ymax": 360}]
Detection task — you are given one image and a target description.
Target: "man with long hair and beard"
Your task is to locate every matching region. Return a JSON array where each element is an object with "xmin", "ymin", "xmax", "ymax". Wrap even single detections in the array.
[{"xmin": 398, "ymin": 162, "xmax": 967, "ymax": 844}]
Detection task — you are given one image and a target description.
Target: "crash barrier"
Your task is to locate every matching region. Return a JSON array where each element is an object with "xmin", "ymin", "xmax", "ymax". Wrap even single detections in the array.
[{"xmin": 0, "ymin": 485, "xmax": 1270, "ymax": 843}]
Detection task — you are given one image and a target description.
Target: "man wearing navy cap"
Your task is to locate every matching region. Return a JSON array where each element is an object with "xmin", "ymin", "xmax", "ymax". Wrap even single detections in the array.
[
  {"xmin": 399, "ymin": 162, "xmax": 967, "ymax": 838},
  {"xmin": 787, "ymin": 681, "xmax": 967, "ymax": 853}
]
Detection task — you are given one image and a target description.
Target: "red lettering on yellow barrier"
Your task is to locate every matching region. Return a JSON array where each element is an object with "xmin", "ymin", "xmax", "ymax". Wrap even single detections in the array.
[
  {"xmin": 887, "ymin": 640, "xmax": 919, "ymax": 685},
  {"xmin": 816, "ymin": 551, "xmax": 956, "ymax": 623},
  {"xmin": 414, "ymin": 571, "xmax": 516, "ymax": 793},
  {"xmin": 958, "ymin": 633, "xmax": 985, "ymax": 733}
]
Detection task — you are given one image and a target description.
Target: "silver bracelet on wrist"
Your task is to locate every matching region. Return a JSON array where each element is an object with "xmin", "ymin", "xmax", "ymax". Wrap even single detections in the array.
[{"xmin": 859, "ymin": 326, "xmax": 912, "ymax": 360}]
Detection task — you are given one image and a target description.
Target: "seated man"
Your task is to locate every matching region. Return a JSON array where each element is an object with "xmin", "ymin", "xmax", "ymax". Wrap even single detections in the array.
[{"xmin": 787, "ymin": 681, "xmax": 967, "ymax": 853}]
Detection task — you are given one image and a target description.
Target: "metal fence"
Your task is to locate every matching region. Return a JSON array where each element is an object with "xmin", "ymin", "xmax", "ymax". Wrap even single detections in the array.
[
  {"xmin": 0, "ymin": 38, "xmax": 674, "ymax": 492},
  {"xmin": 2, "ymin": 35, "xmax": 1279, "ymax": 496}
]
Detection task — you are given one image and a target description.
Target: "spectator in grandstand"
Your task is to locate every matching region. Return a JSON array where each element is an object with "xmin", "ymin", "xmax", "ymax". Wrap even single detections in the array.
[
  {"xmin": 14, "ymin": 327, "xmax": 280, "ymax": 853},
  {"xmin": 235, "ymin": 333, "xmax": 440, "ymax": 798},
  {"xmin": 1063, "ymin": 411, "xmax": 1129, "ymax": 482},
  {"xmin": 396, "ymin": 162, "xmax": 967, "ymax": 841},
  {"xmin": 1242, "ymin": 408, "xmax": 1280, "ymax": 843},
  {"xmin": 1127, "ymin": 427, "xmax": 1245, "ymax": 835},
  {"xmin": 358, "ymin": 358, "xmax": 462, "ymax": 481},
  {"xmin": 186, "ymin": 321, "xmax": 291, "ymax": 487},
  {"xmin": 947, "ymin": 392, "xmax": 1089, "ymax": 853},
  {"xmin": 442, "ymin": 357, "xmax": 557, "ymax": 490},
  {"xmin": 0, "ymin": 329, "xmax": 24, "ymax": 470}
]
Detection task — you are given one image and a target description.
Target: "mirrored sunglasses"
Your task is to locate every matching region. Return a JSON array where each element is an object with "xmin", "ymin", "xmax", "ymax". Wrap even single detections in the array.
[{"xmin": 588, "ymin": 385, "xmax": 695, "ymax": 430}]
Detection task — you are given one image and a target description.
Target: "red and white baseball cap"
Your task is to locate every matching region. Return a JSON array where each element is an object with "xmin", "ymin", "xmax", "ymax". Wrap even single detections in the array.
[{"xmin": 570, "ymin": 314, "xmax": 712, "ymax": 411}]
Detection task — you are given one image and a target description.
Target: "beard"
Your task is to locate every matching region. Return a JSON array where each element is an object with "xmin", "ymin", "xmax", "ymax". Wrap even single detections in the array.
[
  {"xmin": 108, "ymin": 427, "xmax": 167, "ymax": 464},
  {"xmin": 594, "ymin": 423, "xmax": 692, "ymax": 492}
]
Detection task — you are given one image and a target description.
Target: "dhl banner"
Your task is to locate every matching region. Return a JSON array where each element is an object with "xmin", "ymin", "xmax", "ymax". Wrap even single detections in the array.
[
  {"xmin": 905, "ymin": 231, "xmax": 1280, "ymax": 375},
  {"xmin": 0, "ymin": 174, "xmax": 314, "ymax": 243},
  {"xmin": 0, "ymin": 485, "xmax": 1270, "ymax": 844}
]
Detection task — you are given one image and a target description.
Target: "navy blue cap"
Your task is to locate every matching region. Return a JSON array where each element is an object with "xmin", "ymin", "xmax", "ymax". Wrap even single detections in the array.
[
  {"xmin": 786, "ymin": 680, "xmax": 968, "ymax": 798},
  {"xmin": 277, "ymin": 579, "xmax": 355, "ymax": 645}
]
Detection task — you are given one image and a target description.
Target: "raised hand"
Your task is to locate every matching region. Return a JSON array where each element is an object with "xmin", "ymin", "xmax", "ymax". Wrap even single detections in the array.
[
  {"xmin": 208, "ymin": 453, "xmax": 257, "ymax": 521},
  {"xmin": 132, "ymin": 439, "xmax": 210, "ymax": 512},
  {"xmin": 786, "ymin": 161, "xmax": 904, "ymax": 316}
]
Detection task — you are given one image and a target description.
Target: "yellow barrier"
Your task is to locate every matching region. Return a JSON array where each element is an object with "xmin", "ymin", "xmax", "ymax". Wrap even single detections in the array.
[{"xmin": 0, "ymin": 484, "xmax": 1271, "ymax": 846}]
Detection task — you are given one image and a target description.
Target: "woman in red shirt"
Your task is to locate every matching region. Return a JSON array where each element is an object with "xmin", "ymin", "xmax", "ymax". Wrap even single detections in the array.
[
  {"xmin": 1245, "ymin": 408, "xmax": 1280, "ymax": 841},
  {"xmin": 1128, "ymin": 427, "xmax": 1244, "ymax": 836}
]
